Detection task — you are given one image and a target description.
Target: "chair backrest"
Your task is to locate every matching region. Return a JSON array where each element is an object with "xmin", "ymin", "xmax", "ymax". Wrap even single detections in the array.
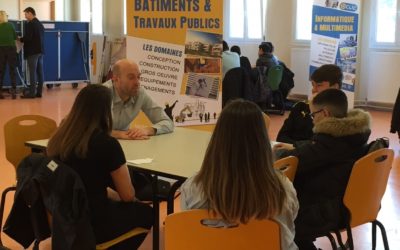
[
  {"xmin": 267, "ymin": 65, "xmax": 283, "ymax": 91},
  {"xmin": 222, "ymin": 67, "xmax": 248, "ymax": 108},
  {"xmin": 4, "ymin": 115, "xmax": 57, "ymax": 169},
  {"xmin": 164, "ymin": 209, "xmax": 281, "ymax": 250},
  {"xmin": 273, "ymin": 156, "xmax": 298, "ymax": 182},
  {"xmin": 343, "ymin": 148, "xmax": 394, "ymax": 227}
]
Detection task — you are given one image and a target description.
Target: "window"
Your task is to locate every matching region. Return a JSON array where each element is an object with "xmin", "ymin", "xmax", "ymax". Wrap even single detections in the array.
[
  {"xmin": 91, "ymin": 0, "xmax": 103, "ymax": 34},
  {"xmin": 225, "ymin": 0, "xmax": 267, "ymax": 41},
  {"xmin": 375, "ymin": 0, "xmax": 397, "ymax": 44},
  {"xmin": 295, "ymin": 0, "xmax": 313, "ymax": 41},
  {"xmin": 55, "ymin": 0, "xmax": 64, "ymax": 21},
  {"xmin": 80, "ymin": 0, "xmax": 103, "ymax": 34}
]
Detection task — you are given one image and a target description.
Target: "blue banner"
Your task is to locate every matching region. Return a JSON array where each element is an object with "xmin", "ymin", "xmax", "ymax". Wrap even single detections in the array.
[{"xmin": 309, "ymin": 0, "xmax": 360, "ymax": 97}]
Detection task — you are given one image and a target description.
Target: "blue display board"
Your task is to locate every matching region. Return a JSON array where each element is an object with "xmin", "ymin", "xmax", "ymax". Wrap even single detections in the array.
[{"xmin": 41, "ymin": 21, "xmax": 90, "ymax": 84}]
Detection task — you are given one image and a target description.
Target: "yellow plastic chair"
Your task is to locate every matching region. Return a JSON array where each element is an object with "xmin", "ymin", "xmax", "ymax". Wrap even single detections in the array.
[
  {"xmin": 164, "ymin": 209, "xmax": 281, "ymax": 250},
  {"xmin": 274, "ymin": 156, "xmax": 298, "ymax": 182},
  {"xmin": 326, "ymin": 148, "xmax": 394, "ymax": 250},
  {"xmin": 0, "ymin": 115, "xmax": 57, "ymax": 246}
]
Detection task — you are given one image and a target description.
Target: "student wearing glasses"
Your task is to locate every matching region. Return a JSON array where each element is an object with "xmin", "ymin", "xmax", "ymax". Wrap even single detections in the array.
[
  {"xmin": 273, "ymin": 89, "xmax": 371, "ymax": 250},
  {"xmin": 276, "ymin": 64, "xmax": 343, "ymax": 145}
]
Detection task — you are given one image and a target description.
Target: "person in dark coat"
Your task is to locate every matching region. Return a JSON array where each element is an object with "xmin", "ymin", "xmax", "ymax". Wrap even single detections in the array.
[
  {"xmin": 230, "ymin": 45, "xmax": 252, "ymax": 74},
  {"xmin": 256, "ymin": 41, "xmax": 279, "ymax": 68},
  {"xmin": 19, "ymin": 7, "xmax": 45, "ymax": 98},
  {"xmin": 276, "ymin": 64, "xmax": 343, "ymax": 145},
  {"xmin": 390, "ymin": 88, "xmax": 400, "ymax": 141},
  {"xmin": 274, "ymin": 89, "xmax": 371, "ymax": 250}
]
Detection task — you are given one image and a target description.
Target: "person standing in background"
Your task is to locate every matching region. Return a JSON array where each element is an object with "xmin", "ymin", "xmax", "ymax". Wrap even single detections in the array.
[
  {"xmin": 221, "ymin": 40, "xmax": 240, "ymax": 77},
  {"xmin": 0, "ymin": 10, "xmax": 17, "ymax": 99},
  {"xmin": 19, "ymin": 7, "xmax": 45, "ymax": 98}
]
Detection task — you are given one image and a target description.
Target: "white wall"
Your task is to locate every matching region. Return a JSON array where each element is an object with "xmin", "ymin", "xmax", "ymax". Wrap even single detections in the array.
[
  {"xmin": 22, "ymin": 1, "xmax": 51, "ymax": 21},
  {"xmin": 0, "ymin": 0, "xmax": 20, "ymax": 19}
]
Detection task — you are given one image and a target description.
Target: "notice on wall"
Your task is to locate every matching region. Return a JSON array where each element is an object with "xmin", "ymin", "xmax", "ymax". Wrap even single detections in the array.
[
  {"xmin": 126, "ymin": 0, "xmax": 223, "ymax": 126},
  {"xmin": 310, "ymin": 0, "xmax": 360, "ymax": 107}
]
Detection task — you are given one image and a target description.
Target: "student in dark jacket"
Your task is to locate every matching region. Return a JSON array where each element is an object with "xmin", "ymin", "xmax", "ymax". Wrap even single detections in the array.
[
  {"xmin": 274, "ymin": 89, "xmax": 371, "ymax": 250},
  {"xmin": 19, "ymin": 7, "xmax": 45, "ymax": 98},
  {"xmin": 47, "ymin": 84, "xmax": 153, "ymax": 250},
  {"xmin": 256, "ymin": 41, "xmax": 279, "ymax": 68},
  {"xmin": 276, "ymin": 64, "xmax": 343, "ymax": 145},
  {"xmin": 230, "ymin": 45, "xmax": 252, "ymax": 74}
]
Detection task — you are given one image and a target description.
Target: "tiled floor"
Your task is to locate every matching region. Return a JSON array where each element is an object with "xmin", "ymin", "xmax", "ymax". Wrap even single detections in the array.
[{"xmin": 0, "ymin": 85, "xmax": 399, "ymax": 249}]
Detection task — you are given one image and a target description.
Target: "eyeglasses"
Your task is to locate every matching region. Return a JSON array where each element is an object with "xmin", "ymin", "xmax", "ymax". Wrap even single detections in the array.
[{"xmin": 309, "ymin": 109, "xmax": 324, "ymax": 119}]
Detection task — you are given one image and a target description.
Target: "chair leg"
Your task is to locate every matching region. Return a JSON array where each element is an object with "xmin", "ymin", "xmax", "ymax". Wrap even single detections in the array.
[
  {"xmin": 167, "ymin": 180, "xmax": 184, "ymax": 215},
  {"xmin": 334, "ymin": 230, "xmax": 346, "ymax": 249},
  {"xmin": 372, "ymin": 221, "xmax": 377, "ymax": 250},
  {"xmin": 345, "ymin": 224, "xmax": 354, "ymax": 250},
  {"xmin": 325, "ymin": 233, "xmax": 338, "ymax": 250},
  {"xmin": 0, "ymin": 186, "xmax": 17, "ymax": 246},
  {"xmin": 374, "ymin": 220, "xmax": 390, "ymax": 250},
  {"xmin": 33, "ymin": 240, "xmax": 40, "ymax": 250}
]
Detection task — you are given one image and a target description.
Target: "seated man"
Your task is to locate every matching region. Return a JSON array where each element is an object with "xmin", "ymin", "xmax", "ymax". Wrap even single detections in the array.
[
  {"xmin": 274, "ymin": 89, "xmax": 371, "ymax": 250},
  {"xmin": 103, "ymin": 59, "xmax": 174, "ymax": 140},
  {"xmin": 256, "ymin": 41, "xmax": 279, "ymax": 68},
  {"xmin": 276, "ymin": 64, "xmax": 343, "ymax": 145},
  {"xmin": 222, "ymin": 40, "xmax": 240, "ymax": 77}
]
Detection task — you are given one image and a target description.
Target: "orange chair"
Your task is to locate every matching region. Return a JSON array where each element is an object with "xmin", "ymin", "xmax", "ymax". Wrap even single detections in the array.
[
  {"xmin": 274, "ymin": 156, "xmax": 298, "ymax": 182},
  {"xmin": 326, "ymin": 148, "xmax": 394, "ymax": 250},
  {"xmin": 0, "ymin": 115, "xmax": 57, "ymax": 246},
  {"xmin": 164, "ymin": 209, "xmax": 281, "ymax": 250}
]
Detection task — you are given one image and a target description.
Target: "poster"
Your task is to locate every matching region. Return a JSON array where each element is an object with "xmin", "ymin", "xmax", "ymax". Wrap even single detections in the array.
[
  {"xmin": 310, "ymin": 0, "xmax": 360, "ymax": 107},
  {"xmin": 126, "ymin": 0, "xmax": 223, "ymax": 126}
]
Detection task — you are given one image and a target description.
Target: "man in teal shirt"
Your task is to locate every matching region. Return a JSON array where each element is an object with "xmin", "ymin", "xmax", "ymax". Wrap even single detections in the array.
[{"xmin": 0, "ymin": 10, "xmax": 17, "ymax": 99}]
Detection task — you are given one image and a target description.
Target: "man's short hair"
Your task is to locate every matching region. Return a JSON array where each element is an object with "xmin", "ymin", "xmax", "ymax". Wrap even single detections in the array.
[
  {"xmin": 259, "ymin": 42, "xmax": 272, "ymax": 53},
  {"xmin": 230, "ymin": 45, "xmax": 241, "ymax": 56},
  {"xmin": 223, "ymin": 40, "xmax": 229, "ymax": 51},
  {"xmin": 24, "ymin": 7, "xmax": 36, "ymax": 16},
  {"xmin": 312, "ymin": 88, "xmax": 348, "ymax": 118},
  {"xmin": 311, "ymin": 64, "xmax": 343, "ymax": 88}
]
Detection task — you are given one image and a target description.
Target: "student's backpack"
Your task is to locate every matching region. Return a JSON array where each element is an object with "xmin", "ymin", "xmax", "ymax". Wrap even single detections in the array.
[
  {"xmin": 367, "ymin": 137, "xmax": 390, "ymax": 154},
  {"xmin": 253, "ymin": 66, "xmax": 272, "ymax": 106}
]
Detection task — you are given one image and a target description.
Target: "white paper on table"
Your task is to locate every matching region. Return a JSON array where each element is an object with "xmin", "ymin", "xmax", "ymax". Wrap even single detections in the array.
[{"xmin": 128, "ymin": 158, "xmax": 153, "ymax": 164}]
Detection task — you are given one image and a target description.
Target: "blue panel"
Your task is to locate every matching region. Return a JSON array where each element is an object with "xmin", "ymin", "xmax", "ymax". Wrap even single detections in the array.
[
  {"xmin": 43, "ymin": 31, "xmax": 59, "ymax": 82},
  {"xmin": 60, "ymin": 31, "xmax": 89, "ymax": 81}
]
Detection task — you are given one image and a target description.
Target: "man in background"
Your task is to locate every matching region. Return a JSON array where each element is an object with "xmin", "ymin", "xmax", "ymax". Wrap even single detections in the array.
[{"xmin": 19, "ymin": 7, "xmax": 45, "ymax": 98}]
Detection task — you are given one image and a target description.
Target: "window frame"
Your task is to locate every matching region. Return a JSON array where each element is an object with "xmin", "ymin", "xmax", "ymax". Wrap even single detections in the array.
[
  {"xmin": 224, "ymin": 0, "xmax": 267, "ymax": 43},
  {"xmin": 292, "ymin": 0, "xmax": 312, "ymax": 46},
  {"xmin": 370, "ymin": 0, "xmax": 400, "ymax": 50}
]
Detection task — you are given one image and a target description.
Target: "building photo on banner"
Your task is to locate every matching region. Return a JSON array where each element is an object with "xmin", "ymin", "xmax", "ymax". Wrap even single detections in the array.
[
  {"xmin": 310, "ymin": 0, "xmax": 359, "ymax": 107},
  {"xmin": 126, "ymin": 0, "xmax": 223, "ymax": 126}
]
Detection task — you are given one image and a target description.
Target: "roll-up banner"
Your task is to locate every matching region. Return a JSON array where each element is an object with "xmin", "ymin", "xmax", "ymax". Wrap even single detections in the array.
[
  {"xmin": 126, "ymin": 0, "xmax": 223, "ymax": 126},
  {"xmin": 310, "ymin": 0, "xmax": 360, "ymax": 107}
]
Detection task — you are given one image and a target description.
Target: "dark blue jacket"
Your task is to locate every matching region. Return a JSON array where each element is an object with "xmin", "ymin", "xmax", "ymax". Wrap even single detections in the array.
[
  {"xmin": 3, "ymin": 153, "xmax": 95, "ymax": 250},
  {"xmin": 21, "ymin": 18, "xmax": 44, "ymax": 58}
]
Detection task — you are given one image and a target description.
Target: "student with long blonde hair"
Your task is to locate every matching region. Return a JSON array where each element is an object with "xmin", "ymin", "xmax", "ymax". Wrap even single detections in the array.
[
  {"xmin": 0, "ymin": 10, "xmax": 17, "ymax": 99},
  {"xmin": 47, "ymin": 84, "xmax": 153, "ymax": 250},
  {"xmin": 181, "ymin": 99, "xmax": 299, "ymax": 250}
]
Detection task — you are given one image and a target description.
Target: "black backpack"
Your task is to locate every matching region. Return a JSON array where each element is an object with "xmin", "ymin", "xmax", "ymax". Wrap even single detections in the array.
[
  {"xmin": 367, "ymin": 137, "xmax": 389, "ymax": 154},
  {"xmin": 253, "ymin": 66, "xmax": 272, "ymax": 104}
]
